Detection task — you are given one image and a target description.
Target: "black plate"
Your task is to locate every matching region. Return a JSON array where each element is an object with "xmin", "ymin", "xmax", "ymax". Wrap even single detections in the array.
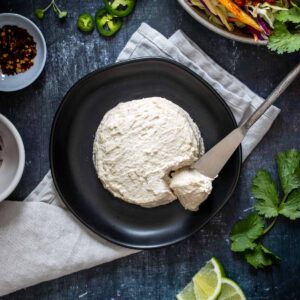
[{"xmin": 50, "ymin": 58, "xmax": 242, "ymax": 249}]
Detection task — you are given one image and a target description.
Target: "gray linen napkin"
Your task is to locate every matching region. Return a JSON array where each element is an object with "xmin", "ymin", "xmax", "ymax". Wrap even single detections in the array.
[{"xmin": 0, "ymin": 23, "xmax": 280, "ymax": 296}]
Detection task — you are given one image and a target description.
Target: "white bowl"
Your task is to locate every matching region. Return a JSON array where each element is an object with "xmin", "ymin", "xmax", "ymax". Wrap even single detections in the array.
[
  {"xmin": 0, "ymin": 114, "xmax": 25, "ymax": 202},
  {"xmin": 0, "ymin": 13, "xmax": 47, "ymax": 92},
  {"xmin": 177, "ymin": 0, "xmax": 267, "ymax": 45}
]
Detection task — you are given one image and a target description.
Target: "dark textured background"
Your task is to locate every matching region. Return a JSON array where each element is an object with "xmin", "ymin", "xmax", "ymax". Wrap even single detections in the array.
[{"xmin": 0, "ymin": 0, "xmax": 300, "ymax": 299}]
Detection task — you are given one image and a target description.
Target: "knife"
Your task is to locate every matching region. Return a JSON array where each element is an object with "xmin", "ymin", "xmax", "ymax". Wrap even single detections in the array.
[{"xmin": 193, "ymin": 63, "xmax": 300, "ymax": 178}]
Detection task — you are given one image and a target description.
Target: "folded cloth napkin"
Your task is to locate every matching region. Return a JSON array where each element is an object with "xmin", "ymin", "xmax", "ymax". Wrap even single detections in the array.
[{"xmin": 0, "ymin": 23, "xmax": 280, "ymax": 296}]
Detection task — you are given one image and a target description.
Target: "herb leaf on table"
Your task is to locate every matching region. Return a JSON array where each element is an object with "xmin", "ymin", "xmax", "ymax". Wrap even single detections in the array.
[
  {"xmin": 230, "ymin": 213, "xmax": 265, "ymax": 252},
  {"xmin": 276, "ymin": 149, "xmax": 300, "ymax": 196},
  {"xmin": 252, "ymin": 170, "xmax": 279, "ymax": 218},
  {"xmin": 279, "ymin": 189, "xmax": 300, "ymax": 220},
  {"xmin": 230, "ymin": 149, "xmax": 300, "ymax": 268},
  {"xmin": 34, "ymin": 0, "xmax": 67, "ymax": 20},
  {"xmin": 243, "ymin": 243, "xmax": 280, "ymax": 269}
]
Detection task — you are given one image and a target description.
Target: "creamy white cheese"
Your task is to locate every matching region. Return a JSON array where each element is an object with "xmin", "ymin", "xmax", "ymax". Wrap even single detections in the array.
[
  {"xmin": 169, "ymin": 168, "xmax": 213, "ymax": 211},
  {"xmin": 93, "ymin": 97, "xmax": 204, "ymax": 208}
]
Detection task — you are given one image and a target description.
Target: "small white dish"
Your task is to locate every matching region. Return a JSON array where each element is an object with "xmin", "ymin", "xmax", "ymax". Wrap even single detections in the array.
[
  {"xmin": 0, "ymin": 13, "xmax": 47, "ymax": 92},
  {"xmin": 0, "ymin": 114, "xmax": 25, "ymax": 202}
]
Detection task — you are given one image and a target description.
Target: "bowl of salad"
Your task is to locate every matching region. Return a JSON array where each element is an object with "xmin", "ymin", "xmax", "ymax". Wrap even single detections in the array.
[{"xmin": 178, "ymin": 0, "xmax": 300, "ymax": 54}]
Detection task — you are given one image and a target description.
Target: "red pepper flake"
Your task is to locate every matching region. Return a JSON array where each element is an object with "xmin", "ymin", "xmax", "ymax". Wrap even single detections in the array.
[
  {"xmin": 234, "ymin": 0, "xmax": 246, "ymax": 7},
  {"xmin": 0, "ymin": 25, "xmax": 37, "ymax": 76},
  {"xmin": 234, "ymin": 0, "xmax": 275, "ymax": 6},
  {"xmin": 246, "ymin": 0, "xmax": 275, "ymax": 5}
]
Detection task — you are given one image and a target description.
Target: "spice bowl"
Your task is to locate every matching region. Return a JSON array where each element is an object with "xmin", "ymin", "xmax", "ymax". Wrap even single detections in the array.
[
  {"xmin": 0, "ymin": 13, "xmax": 47, "ymax": 92},
  {"xmin": 0, "ymin": 114, "xmax": 25, "ymax": 202}
]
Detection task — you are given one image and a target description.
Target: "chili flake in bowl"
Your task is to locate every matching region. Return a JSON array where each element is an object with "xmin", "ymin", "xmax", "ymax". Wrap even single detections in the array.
[
  {"xmin": 0, "ymin": 25, "xmax": 37, "ymax": 76},
  {"xmin": 0, "ymin": 13, "xmax": 46, "ymax": 92}
]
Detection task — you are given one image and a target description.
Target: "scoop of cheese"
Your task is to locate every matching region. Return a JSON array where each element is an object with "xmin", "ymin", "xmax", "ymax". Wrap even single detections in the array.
[
  {"xmin": 169, "ymin": 168, "xmax": 213, "ymax": 211},
  {"xmin": 93, "ymin": 97, "xmax": 204, "ymax": 208}
]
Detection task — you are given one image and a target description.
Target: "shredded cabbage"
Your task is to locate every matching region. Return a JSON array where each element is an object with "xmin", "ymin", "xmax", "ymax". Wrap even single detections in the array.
[
  {"xmin": 190, "ymin": 0, "xmax": 205, "ymax": 10},
  {"xmin": 246, "ymin": 3, "xmax": 288, "ymax": 28},
  {"xmin": 215, "ymin": 5, "xmax": 234, "ymax": 30},
  {"xmin": 187, "ymin": 0, "xmax": 289, "ymax": 40},
  {"xmin": 190, "ymin": 0, "xmax": 235, "ymax": 30}
]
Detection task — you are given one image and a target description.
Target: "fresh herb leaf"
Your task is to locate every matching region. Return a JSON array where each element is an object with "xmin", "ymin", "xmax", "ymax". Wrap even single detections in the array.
[
  {"xmin": 230, "ymin": 149, "xmax": 300, "ymax": 269},
  {"xmin": 243, "ymin": 244, "xmax": 280, "ymax": 269},
  {"xmin": 268, "ymin": 21, "xmax": 300, "ymax": 54},
  {"xmin": 34, "ymin": 9, "xmax": 45, "ymax": 20},
  {"xmin": 276, "ymin": 149, "xmax": 300, "ymax": 196},
  {"xmin": 276, "ymin": 7, "xmax": 300, "ymax": 23},
  {"xmin": 268, "ymin": 5, "xmax": 300, "ymax": 54},
  {"xmin": 58, "ymin": 11, "xmax": 68, "ymax": 19},
  {"xmin": 279, "ymin": 189, "xmax": 300, "ymax": 220},
  {"xmin": 34, "ymin": 0, "xmax": 67, "ymax": 21},
  {"xmin": 230, "ymin": 213, "xmax": 265, "ymax": 252},
  {"xmin": 252, "ymin": 170, "xmax": 279, "ymax": 218}
]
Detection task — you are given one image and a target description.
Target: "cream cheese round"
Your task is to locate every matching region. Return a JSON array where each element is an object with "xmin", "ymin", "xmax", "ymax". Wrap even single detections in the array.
[{"xmin": 93, "ymin": 97, "xmax": 204, "ymax": 208}]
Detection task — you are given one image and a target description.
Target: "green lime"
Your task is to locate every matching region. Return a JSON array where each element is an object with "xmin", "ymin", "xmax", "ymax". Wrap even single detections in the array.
[
  {"xmin": 217, "ymin": 278, "xmax": 246, "ymax": 300},
  {"xmin": 192, "ymin": 257, "xmax": 223, "ymax": 300},
  {"xmin": 176, "ymin": 282, "xmax": 196, "ymax": 300}
]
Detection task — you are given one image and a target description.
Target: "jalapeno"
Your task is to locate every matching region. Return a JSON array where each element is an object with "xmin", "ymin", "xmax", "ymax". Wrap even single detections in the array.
[
  {"xmin": 77, "ymin": 13, "xmax": 94, "ymax": 32},
  {"xmin": 104, "ymin": 0, "xmax": 136, "ymax": 17},
  {"xmin": 95, "ymin": 8, "xmax": 123, "ymax": 37}
]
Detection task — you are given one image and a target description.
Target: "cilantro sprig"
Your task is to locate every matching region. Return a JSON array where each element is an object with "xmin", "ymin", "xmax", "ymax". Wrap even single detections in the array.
[
  {"xmin": 268, "ymin": 4, "xmax": 300, "ymax": 54},
  {"xmin": 230, "ymin": 149, "xmax": 300, "ymax": 269},
  {"xmin": 34, "ymin": 0, "xmax": 67, "ymax": 20}
]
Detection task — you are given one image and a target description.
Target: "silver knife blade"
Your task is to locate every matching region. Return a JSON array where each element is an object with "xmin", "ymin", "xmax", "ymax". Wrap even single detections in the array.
[{"xmin": 192, "ymin": 128, "xmax": 245, "ymax": 178}]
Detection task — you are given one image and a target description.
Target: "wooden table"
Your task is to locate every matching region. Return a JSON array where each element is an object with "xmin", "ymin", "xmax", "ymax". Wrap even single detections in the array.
[{"xmin": 1, "ymin": 0, "xmax": 300, "ymax": 299}]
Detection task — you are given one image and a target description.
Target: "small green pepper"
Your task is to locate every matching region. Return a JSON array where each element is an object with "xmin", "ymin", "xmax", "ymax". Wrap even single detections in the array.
[
  {"xmin": 95, "ymin": 8, "xmax": 123, "ymax": 37},
  {"xmin": 77, "ymin": 13, "xmax": 94, "ymax": 32},
  {"xmin": 104, "ymin": 0, "xmax": 136, "ymax": 17}
]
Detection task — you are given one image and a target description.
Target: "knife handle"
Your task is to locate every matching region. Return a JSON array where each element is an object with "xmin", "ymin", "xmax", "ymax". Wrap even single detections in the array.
[{"xmin": 242, "ymin": 62, "xmax": 300, "ymax": 132}]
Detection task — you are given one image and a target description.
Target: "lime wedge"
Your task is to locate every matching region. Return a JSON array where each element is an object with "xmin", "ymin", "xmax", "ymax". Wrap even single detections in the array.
[
  {"xmin": 217, "ymin": 278, "xmax": 246, "ymax": 300},
  {"xmin": 192, "ymin": 257, "xmax": 223, "ymax": 300},
  {"xmin": 176, "ymin": 282, "xmax": 196, "ymax": 300}
]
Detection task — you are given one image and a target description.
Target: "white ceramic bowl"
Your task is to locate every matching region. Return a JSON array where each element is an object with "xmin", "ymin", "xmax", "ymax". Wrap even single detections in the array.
[
  {"xmin": 0, "ymin": 13, "xmax": 47, "ymax": 92},
  {"xmin": 177, "ymin": 0, "xmax": 267, "ymax": 45},
  {"xmin": 0, "ymin": 114, "xmax": 25, "ymax": 202}
]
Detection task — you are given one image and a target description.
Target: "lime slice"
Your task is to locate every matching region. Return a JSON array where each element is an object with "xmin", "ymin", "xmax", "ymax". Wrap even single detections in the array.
[
  {"xmin": 192, "ymin": 257, "xmax": 223, "ymax": 300},
  {"xmin": 176, "ymin": 282, "xmax": 196, "ymax": 300},
  {"xmin": 217, "ymin": 278, "xmax": 246, "ymax": 300}
]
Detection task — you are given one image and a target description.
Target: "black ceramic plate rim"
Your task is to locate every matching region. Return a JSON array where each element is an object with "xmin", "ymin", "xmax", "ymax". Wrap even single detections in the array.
[{"xmin": 50, "ymin": 57, "xmax": 242, "ymax": 249}]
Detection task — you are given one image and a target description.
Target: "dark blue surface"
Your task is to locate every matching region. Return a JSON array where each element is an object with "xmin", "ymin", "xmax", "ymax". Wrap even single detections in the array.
[{"xmin": 0, "ymin": 0, "xmax": 300, "ymax": 299}]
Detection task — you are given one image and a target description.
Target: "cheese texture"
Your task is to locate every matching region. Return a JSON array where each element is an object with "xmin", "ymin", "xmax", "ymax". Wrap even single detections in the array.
[
  {"xmin": 93, "ymin": 97, "xmax": 204, "ymax": 208},
  {"xmin": 169, "ymin": 168, "xmax": 213, "ymax": 211}
]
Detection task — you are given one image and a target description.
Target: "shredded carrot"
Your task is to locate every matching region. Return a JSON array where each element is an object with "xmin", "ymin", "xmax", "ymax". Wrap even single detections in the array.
[
  {"xmin": 218, "ymin": 0, "xmax": 263, "ymax": 32},
  {"xmin": 227, "ymin": 17, "xmax": 239, "ymax": 22},
  {"xmin": 252, "ymin": 33, "xmax": 258, "ymax": 41}
]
